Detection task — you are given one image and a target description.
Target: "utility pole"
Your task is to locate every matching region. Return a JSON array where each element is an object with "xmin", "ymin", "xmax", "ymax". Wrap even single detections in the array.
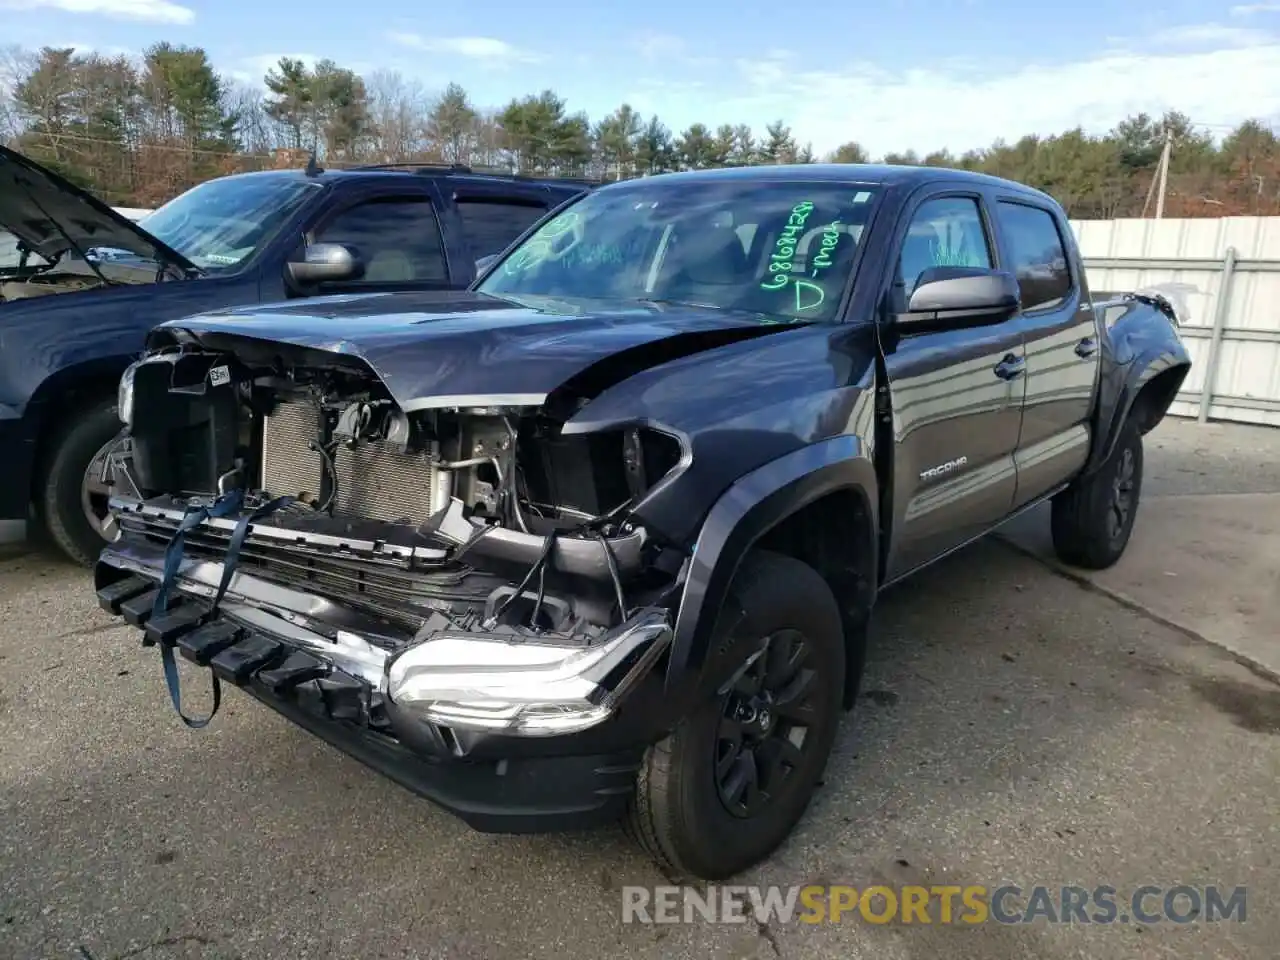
[
  {"xmin": 1141, "ymin": 165, "xmax": 1158, "ymax": 217},
  {"xmin": 1155, "ymin": 130, "xmax": 1173, "ymax": 219}
]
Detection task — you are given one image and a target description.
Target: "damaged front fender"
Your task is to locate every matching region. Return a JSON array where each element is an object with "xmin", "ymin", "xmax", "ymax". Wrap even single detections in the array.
[{"xmin": 561, "ymin": 321, "xmax": 881, "ymax": 547}]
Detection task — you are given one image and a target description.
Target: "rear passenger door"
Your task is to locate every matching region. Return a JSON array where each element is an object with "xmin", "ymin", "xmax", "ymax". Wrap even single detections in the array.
[
  {"xmin": 296, "ymin": 182, "xmax": 456, "ymax": 295},
  {"xmin": 879, "ymin": 188, "xmax": 1027, "ymax": 581},
  {"xmin": 443, "ymin": 183, "xmax": 556, "ymax": 273},
  {"xmin": 993, "ymin": 199, "xmax": 1100, "ymax": 508}
]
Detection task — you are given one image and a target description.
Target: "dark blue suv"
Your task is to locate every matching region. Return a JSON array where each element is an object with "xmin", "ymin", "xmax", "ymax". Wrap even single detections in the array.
[{"xmin": 0, "ymin": 145, "xmax": 589, "ymax": 564}]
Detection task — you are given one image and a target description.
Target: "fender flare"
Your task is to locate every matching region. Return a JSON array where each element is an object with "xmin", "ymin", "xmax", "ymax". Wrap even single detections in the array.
[
  {"xmin": 1083, "ymin": 345, "xmax": 1190, "ymax": 478},
  {"xmin": 664, "ymin": 434, "xmax": 879, "ymax": 699}
]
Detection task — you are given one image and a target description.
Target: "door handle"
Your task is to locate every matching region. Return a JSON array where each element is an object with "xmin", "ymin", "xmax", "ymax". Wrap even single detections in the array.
[
  {"xmin": 1075, "ymin": 337, "xmax": 1098, "ymax": 358},
  {"xmin": 994, "ymin": 353, "xmax": 1025, "ymax": 380}
]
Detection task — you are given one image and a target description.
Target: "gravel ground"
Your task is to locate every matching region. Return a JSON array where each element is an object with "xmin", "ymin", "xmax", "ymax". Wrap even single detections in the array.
[{"xmin": 0, "ymin": 416, "xmax": 1276, "ymax": 960}]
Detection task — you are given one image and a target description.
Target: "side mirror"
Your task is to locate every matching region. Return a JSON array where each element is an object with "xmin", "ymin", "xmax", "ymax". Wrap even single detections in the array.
[
  {"xmin": 287, "ymin": 242, "xmax": 364, "ymax": 286},
  {"xmin": 475, "ymin": 254, "xmax": 499, "ymax": 274},
  {"xmin": 899, "ymin": 267, "xmax": 1020, "ymax": 330}
]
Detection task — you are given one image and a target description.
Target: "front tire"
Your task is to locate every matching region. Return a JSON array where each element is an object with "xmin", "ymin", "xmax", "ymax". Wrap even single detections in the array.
[
  {"xmin": 1050, "ymin": 418, "xmax": 1144, "ymax": 570},
  {"xmin": 626, "ymin": 549, "xmax": 846, "ymax": 880},
  {"xmin": 37, "ymin": 398, "xmax": 126, "ymax": 567}
]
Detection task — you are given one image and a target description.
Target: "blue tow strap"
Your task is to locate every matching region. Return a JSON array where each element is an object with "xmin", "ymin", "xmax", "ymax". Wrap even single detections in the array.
[{"xmin": 150, "ymin": 490, "xmax": 295, "ymax": 728}]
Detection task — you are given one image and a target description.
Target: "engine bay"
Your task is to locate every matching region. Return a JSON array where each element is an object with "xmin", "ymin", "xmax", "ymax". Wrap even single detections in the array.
[
  {"xmin": 0, "ymin": 254, "xmax": 164, "ymax": 302},
  {"xmin": 109, "ymin": 345, "xmax": 690, "ymax": 647}
]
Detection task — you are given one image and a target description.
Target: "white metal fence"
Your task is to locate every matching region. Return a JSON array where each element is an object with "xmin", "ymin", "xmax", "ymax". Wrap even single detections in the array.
[{"xmin": 1070, "ymin": 216, "xmax": 1280, "ymax": 427}]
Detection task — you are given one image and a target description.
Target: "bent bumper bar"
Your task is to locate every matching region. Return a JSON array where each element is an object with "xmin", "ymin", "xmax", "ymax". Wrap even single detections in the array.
[
  {"xmin": 107, "ymin": 490, "xmax": 649, "ymax": 582},
  {"xmin": 94, "ymin": 557, "xmax": 648, "ymax": 833}
]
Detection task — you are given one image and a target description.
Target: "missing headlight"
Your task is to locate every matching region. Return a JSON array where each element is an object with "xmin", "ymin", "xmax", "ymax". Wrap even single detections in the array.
[{"xmin": 518, "ymin": 424, "xmax": 683, "ymax": 520}]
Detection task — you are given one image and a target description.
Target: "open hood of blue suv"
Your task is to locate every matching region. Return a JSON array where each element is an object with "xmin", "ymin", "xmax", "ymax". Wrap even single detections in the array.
[{"xmin": 0, "ymin": 144, "xmax": 198, "ymax": 274}]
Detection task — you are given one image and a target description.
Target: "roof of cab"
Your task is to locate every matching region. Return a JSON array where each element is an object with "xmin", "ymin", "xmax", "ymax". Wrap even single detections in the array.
[
  {"xmin": 210, "ymin": 162, "xmax": 1054, "ymax": 206},
  {"xmin": 203, "ymin": 166, "xmax": 591, "ymax": 192},
  {"xmin": 599, "ymin": 162, "xmax": 1055, "ymax": 203}
]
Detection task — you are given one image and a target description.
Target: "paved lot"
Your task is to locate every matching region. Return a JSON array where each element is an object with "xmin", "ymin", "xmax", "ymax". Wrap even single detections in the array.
[
  {"xmin": 1141, "ymin": 416, "xmax": 1280, "ymax": 497},
  {"xmin": 1, "ymin": 417, "xmax": 1278, "ymax": 960},
  {"xmin": 1002, "ymin": 417, "xmax": 1280, "ymax": 681}
]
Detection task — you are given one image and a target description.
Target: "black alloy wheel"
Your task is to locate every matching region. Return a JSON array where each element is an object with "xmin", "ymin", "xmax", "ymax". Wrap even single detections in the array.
[
  {"xmin": 1107, "ymin": 445, "xmax": 1137, "ymax": 546},
  {"xmin": 626, "ymin": 549, "xmax": 848, "ymax": 880},
  {"xmin": 1050, "ymin": 417, "xmax": 1145, "ymax": 570},
  {"xmin": 714, "ymin": 629, "xmax": 818, "ymax": 818}
]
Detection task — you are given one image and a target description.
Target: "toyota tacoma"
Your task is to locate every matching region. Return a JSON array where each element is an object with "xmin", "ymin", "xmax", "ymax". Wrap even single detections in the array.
[{"xmin": 93, "ymin": 164, "xmax": 1191, "ymax": 880}]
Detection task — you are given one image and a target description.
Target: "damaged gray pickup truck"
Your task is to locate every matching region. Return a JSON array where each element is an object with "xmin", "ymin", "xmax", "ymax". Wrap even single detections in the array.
[{"xmin": 94, "ymin": 164, "xmax": 1190, "ymax": 880}]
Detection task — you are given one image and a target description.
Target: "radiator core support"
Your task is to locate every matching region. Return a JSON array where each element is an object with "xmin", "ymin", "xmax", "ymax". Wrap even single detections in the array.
[{"xmin": 261, "ymin": 399, "xmax": 440, "ymax": 523}]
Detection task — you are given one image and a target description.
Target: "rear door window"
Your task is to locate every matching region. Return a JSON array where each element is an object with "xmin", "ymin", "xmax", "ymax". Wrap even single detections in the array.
[
  {"xmin": 995, "ymin": 201, "xmax": 1072, "ymax": 311},
  {"xmin": 456, "ymin": 199, "xmax": 549, "ymax": 259}
]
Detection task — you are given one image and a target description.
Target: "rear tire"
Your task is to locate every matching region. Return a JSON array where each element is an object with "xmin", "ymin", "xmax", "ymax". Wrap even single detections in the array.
[
  {"xmin": 1050, "ymin": 418, "xmax": 1144, "ymax": 570},
  {"xmin": 626, "ymin": 549, "xmax": 845, "ymax": 880},
  {"xmin": 37, "ymin": 398, "xmax": 125, "ymax": 567}
]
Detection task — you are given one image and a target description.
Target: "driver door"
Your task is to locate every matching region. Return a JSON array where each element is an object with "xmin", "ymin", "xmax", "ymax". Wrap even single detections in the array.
[
  {"xmin": 879, "ymin": 188, "xmax": 1027, "ymax": 581},
  {"xmin": 285, "ymin": 182, "xmax": 458, "ymax": 297}
]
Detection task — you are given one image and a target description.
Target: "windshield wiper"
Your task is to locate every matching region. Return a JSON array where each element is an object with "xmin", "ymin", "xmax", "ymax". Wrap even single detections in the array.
[{"xmin": 636, "ymin": 297, "xmax": 719, "ymax": 310}]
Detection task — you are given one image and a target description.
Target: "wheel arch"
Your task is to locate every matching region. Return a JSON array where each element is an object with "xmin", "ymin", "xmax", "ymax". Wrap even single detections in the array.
[
  {"xmin": 666, "ymin": 435, "xmax": 879, "ymax": 711},
  {"xmin": 26, "ymin": 356, "xmax": 132, "ymax": 492},
  {"xmin": 1082, "ymin": 291, "xmax": 1194, "ymax": 480},
  {"xmin": 1128, "ymin": 364, "xmax": 1188, "ymax": 434},
  {"xmin": 1087, "ymin": 358, "xmax": 1190, "ymax": 478}
]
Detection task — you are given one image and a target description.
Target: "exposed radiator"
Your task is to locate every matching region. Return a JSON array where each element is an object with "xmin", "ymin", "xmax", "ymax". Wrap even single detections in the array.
[{"xmin": 261, "ymin": 399, "xmax": 438, "ymax": 523}]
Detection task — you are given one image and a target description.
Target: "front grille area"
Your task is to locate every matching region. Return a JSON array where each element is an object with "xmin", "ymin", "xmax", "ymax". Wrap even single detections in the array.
[
  {"xmin": 116, "ymin": 508, "xmax": 503, "ymax": 635},
  {"xmin": 262, "ymin": 399, "xmax": 438, "ymax": 524}
]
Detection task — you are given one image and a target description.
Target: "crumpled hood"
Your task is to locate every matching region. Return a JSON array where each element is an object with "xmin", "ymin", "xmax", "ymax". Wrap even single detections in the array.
[
  {"xmin": 151, "ymin": 291, "xmax": 806, "ymax": 410},
  {"xmin": 0, "ymin": 144, "xmax": 196, "ymax": 272}
]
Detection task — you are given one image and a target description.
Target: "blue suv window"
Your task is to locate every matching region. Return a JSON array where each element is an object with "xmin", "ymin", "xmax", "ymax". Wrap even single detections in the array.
[{"xmin": 457, "ymin": 199, "xmax": 549, "ymax": 259}]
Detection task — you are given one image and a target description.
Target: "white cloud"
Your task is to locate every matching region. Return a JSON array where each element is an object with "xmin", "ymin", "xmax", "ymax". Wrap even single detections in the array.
[
  {"xmin": 228, "ymin": 52, "xmax": 321, "ymax": 87},
  {"xmin": 630, "ymin": 29, "xmax": 717, "ymax": 67},
  {"xmin": 46, "ymin": 39, "xmax": 135, "ymax": 56},
  {"xmin": 0, "ymin": 0, "xmax": 194, "ymax": 24},
  {"xmin": 632, "ymin": 31, "xmax": 685, "ymax": 60},
  {"xmin": 626, "ymin": 77, "xmax": 710, "ymax": 129},
  {"xmin": 716, "ymin": 34, "xmax": 1280, "ymax": 156},
  {"xmin": 1147, "ymin": 22, "xmax": 1270, "ymax": 47},
  {"xmin": 1231, "ymin": 2, "xmax": 1280, "ymax": 15},
  {"xmin": 386, "ymin": 32, "xmax": 541, "ymax": 65}
]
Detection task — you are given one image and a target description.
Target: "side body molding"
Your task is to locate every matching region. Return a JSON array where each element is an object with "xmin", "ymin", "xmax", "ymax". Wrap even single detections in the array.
[{"xmin": 665, "ymin": 434, "xmax": 879, "ymax": 698}]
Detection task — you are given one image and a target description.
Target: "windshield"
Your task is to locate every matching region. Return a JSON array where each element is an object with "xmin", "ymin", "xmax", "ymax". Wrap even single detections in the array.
[
  {"xmin": 139, "ymin": 175, "xmax": 322, "ymax": 271},
  {"xmin": 477, "ymin": 179, "xmax": 881, "ymax": 322}
]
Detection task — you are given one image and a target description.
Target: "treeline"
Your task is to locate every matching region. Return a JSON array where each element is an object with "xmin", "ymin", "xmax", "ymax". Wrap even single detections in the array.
[{"xmin": 3, "ymin": 42, "xmax": 1280, "ymax": 217}]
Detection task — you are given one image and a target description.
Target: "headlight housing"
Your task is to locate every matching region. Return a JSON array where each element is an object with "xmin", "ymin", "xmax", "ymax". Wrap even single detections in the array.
[
  {"xmin": 386, "ymin": 611, "xmax": 670, "ymax": 736},
  {"xmin": 117, "ymin": 360, "xmax": 140, "ymax": 426}
]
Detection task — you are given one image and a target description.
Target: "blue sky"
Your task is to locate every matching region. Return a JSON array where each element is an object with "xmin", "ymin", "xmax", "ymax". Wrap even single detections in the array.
[{"xmin": 5, "ymin": 0, "xmax": 1280, "ymax": 155}]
